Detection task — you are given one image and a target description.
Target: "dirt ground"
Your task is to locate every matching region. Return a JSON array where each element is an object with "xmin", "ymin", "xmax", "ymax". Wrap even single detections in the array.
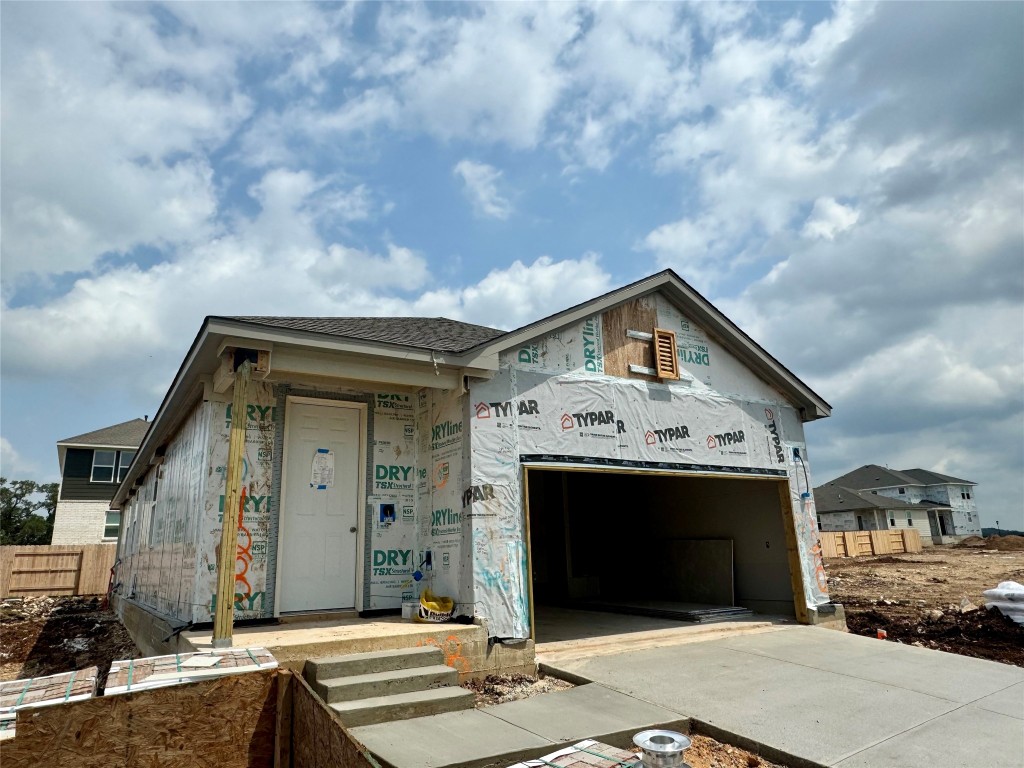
[
  {"xmin": 464, "ymin": 674, "xmax": 786, "ymax": 767},
  {"xmin": 825, "ymin": 537, "xmax": 1024, "ymax": 666},
  {"xmin": 0, "ymin": 596, "xmax": 139, "ymax": 689}
]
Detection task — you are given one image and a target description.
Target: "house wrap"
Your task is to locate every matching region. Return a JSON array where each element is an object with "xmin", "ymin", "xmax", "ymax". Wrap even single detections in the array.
[{"xmin": 110, "ymin": 271, "xmax": 834, "ymax": 640}]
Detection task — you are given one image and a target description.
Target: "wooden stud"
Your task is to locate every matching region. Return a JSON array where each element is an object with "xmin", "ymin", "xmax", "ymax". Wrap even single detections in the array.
[
  {"xmin": 776, "ymin": 479, "xmax": 810, "ymax": 624},
  {"xmin": 522, "ymin": 466, "xmax": 536, "ymax": 643},
  {"xmin": 212, "ymin": 360, "xmax": 252, "ymax": 648}
]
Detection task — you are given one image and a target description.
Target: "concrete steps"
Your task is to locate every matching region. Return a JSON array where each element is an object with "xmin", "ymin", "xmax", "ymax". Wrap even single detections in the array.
[{"xmin": 305, "ymin": 646, "xmax": 475, "ymax": 727}]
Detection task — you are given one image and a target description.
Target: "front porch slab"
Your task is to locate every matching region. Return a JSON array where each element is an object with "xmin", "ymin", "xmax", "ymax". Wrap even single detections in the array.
[{"xmin": 183, "ymin": 616, "xmax": 536, "ymax": 680}]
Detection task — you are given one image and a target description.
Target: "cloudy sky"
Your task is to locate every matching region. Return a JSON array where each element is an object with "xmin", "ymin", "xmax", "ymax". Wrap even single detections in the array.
[{"xmin": 2, "ymin": 2, "xmax": 1021, "ymax": 530}]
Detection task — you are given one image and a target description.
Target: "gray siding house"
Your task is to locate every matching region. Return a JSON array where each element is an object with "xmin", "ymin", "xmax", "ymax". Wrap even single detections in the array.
[
  {"xmin": 52, "ymin": 419, "xmax": 149, "ymax": 544},
  {"xmin": 818, "ymin": 465, "xmax": 981, "ymax": 543}
]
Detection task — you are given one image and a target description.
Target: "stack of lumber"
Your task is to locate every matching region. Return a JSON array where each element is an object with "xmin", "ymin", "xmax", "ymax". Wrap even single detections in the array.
[
  {"xmin": 105, "ymin": 647, "xmax": 277, "ymax": 695},
  {"xmin": 0, "ymin": 667, "xmax": 99, "ymax": 740}
]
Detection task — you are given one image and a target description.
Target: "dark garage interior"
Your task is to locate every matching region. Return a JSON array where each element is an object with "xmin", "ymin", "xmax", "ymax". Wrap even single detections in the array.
[{"xmin": 525, "ymin": 467, "xmax": 799, "ymax": 635}]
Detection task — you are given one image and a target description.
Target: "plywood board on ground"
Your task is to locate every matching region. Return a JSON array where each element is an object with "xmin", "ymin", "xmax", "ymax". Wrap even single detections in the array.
[{"xmin": 0, "ymin": 668, "xmax": 277, "ymax": 768}]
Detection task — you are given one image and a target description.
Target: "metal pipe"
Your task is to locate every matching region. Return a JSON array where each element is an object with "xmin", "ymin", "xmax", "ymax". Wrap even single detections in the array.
[{"xmin": 633, "ymin": 729, "xmax": 692, "ymax": 768}]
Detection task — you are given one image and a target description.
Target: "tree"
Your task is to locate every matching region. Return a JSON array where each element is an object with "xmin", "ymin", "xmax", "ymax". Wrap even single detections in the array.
[{"xmin": 1, "ymin": 478, "xmax": 59, "ymax": 545}]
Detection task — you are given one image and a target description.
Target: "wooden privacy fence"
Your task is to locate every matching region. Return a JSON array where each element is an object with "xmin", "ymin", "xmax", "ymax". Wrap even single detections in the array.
[
  {"xmin": 820, "ymin": 529, "xmax": 922, "ymax": 559},
  {"xmin": 0, "ymin": 544, "xmax": 116, "ymax": 598}
]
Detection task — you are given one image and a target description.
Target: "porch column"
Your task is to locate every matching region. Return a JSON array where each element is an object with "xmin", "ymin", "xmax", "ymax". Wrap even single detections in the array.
[{"xmin": 212, "ymin": 360, "xmax": 252, "ymax": 647}]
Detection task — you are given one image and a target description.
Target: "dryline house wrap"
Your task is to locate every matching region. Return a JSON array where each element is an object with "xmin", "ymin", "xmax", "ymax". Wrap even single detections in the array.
[{"xmin": 109, "ymin": 270, "xmax": 833, "ymax": 643}]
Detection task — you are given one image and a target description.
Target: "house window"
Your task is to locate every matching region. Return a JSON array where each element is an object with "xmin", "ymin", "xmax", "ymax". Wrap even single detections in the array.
[
  {"xmin": 91, "ymin": 450, "xmax": 116, "ymax": 482},
  {"xmin": 966, "ymin": 492, "xmax": 971, "ymax": 500},
  {"xmin": 104, "ymin": 510, "xmax": 120, "ymax": 539},
  {"xmin": 907, "ymin": 515, "xmax": 913, "ymax": 526},
  {"xmin": 890, "ymin": 518, "xmax": 896, "ymax": 527},
  {"xmin": 898, "ymin": 487, "xmax": 905, "ymax": 494},
  {"xmin": 117, "ymin": 451, "xmax": 135, "ymax": 483}
]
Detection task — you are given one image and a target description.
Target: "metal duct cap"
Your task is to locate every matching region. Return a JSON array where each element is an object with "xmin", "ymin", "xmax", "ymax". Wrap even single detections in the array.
[{"xmin": 632, "ymin": 729, "xmax": 692, "ymax": 768}]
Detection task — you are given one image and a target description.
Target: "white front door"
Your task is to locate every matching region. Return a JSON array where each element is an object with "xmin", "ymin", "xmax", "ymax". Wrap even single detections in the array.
[{"xmin": 278, "ymin": 399, "xmax": 363, "ymax": 612}]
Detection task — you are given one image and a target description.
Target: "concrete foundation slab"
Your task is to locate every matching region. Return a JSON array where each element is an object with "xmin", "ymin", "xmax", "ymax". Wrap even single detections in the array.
[
  {"xmin": 972, "ymin": 682, "xmax": 1024, "ymax": 721},
  {"xmin": 485, "ymin": 683, "xmax": 687, "ymax": 746},
  {"xmin": 349, "ymin": 708, "xmax": 552, "ymax": 768},
  {"xmin": 544, "ymin": 625, "xmax": 1024, "ymax": 768},
  {"xmin": 718, "ymin": 625, "xmax": 1024, "ymax": 703},
  {"xmin": 833, "ymin": 704, "xmax": 1024, "ymax": 768},
  {"xmin": 184, "ymin": 617, "xmax": 535, "ymax": 679}
]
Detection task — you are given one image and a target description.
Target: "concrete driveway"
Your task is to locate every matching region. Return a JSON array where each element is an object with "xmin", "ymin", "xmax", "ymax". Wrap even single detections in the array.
[{"xmin": 542, "ymin": 625, "xmax": 1024, "ymax": 768}]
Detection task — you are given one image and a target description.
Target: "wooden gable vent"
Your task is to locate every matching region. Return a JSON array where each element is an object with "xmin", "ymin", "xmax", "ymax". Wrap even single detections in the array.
[{"xmin": 653, "ymin": 328, "xmax": 680, "ymax": 380}]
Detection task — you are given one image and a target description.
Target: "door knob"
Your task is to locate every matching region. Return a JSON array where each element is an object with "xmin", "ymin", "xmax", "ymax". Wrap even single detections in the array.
[{"xmin": 350, "ymin": 526, "xmax": 357, "ymax": 533}]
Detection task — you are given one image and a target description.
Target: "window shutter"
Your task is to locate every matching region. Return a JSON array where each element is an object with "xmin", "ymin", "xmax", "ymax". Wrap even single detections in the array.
[{"xmin": 653, "ymin": 328, "xmax": 679, "ymax": 380}]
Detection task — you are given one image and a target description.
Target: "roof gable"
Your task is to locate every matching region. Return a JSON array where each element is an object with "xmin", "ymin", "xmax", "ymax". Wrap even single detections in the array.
[
  {"xmin": 58, "ymin": 418, "xmax": 150, "ymax": 448},
  {"xmin": 465, "ymin": 269, "xmax": 830, "ymax": 419}
]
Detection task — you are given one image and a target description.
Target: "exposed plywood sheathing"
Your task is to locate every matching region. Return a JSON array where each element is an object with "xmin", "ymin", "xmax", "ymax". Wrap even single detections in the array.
[
  {"xmin": 287, "ymin": 670, "xmax": 380, "ymax": 768},
  {"xmin": 601, "ymin": 298, "xmax": 659, "ymax": 380},
  {"xmin": 1, "ymin": 669, "xmax": 277, "ymax": 768}
]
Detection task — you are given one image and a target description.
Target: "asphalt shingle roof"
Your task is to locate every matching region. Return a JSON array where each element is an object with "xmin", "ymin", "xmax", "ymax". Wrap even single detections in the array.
[
  {"xmin": 813, "ymin": 484, "xmax": 926, "ymax": 513},
  {"xmin": 899, "ymin": 468, "xmax": 975, "ymax": 486},
  {"xmin": 223, "ymin": 316, "xmax": 505, "ymax": 354},
  {"xmin": 58, "ymin": 418, "xmax": 150, "ymax": 447},
  {"xmin": 826, "ymin": 464, "xmax": 924, "ymax": 490}
]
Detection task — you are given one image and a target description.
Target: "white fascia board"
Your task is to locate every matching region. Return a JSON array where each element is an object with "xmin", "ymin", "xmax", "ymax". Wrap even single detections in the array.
[
  {"xmin": 271, "ymin": 345, "xmax": 463, "ymax": 390},
  {"xmin": 210, "ymin": 320, "xmax": 499, "ymax": 376}
]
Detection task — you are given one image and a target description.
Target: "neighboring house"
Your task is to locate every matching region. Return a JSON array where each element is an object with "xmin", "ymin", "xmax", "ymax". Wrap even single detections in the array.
[
  {"xmin": 110, "ymin": 270, "xmax": 837, "ymax": 647},
  {"xmin": 52, "ymin": 418, "xmax": 150, "ymax": 545},
  {"xmin": 813, "ymin": 483, "xmax": 954, "ymax": 546},
  {"xmin": 817, "ymin": 464, "xmax": 981, "ymax": 543}
]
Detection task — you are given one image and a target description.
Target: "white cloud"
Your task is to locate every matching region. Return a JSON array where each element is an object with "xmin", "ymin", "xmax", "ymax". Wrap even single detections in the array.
[
  {"xmin": 453, "ymin": 160, "xmax": 513, "ymax": 220},
  {"xmin": 413, "ymin": 253, "xmax": 612, "ymax": 331},
  {"xmin": 0, "ymin": 437, "xmax": 37, "ymax": 478},
  {"xmin": 802, "ymin": 197, "xmax": 860, "ymax": 240}
]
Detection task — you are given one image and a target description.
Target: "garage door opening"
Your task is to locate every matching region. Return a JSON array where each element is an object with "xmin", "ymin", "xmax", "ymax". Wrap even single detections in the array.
[{"xmin": 524, "ymin": 467, "xmax": 801, "ymax": 643}]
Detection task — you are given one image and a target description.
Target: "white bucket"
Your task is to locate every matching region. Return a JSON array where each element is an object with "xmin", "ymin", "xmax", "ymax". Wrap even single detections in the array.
[{"xmin": 401, "ymin": 601, "xmax": 417, "ymax": 620}]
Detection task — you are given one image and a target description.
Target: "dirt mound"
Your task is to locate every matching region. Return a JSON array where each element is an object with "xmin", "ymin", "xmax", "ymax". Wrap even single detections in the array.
[
  {"xmin": 0, "ymin": 596, "xmax": 139, "ymax": 689},
  {"xmin": 461, "ymin": 673, "xmax": 574, "ymax": 706},
  {"xmin": 957, "ymin": 535, "xmax": 1024, "ymax": 551},
  {"xmin": 846, "ymin": 606, "xmax": 1024, "ymax": 666}
]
